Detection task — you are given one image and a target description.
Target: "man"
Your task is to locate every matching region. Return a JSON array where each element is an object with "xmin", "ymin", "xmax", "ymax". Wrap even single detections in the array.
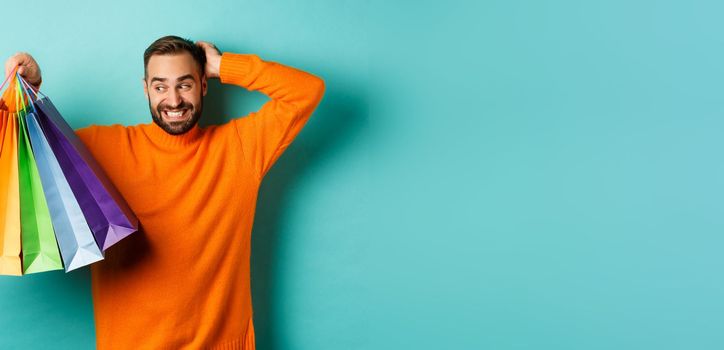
[{"xmin": 4, "ymin": 35, "xmax": 325, "ymax": 349}]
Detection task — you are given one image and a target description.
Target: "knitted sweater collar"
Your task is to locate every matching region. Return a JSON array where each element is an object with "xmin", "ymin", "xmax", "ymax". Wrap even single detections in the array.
[{"xmin": 144, "ymin": 120, "xmax": 203, "ymax": 147}]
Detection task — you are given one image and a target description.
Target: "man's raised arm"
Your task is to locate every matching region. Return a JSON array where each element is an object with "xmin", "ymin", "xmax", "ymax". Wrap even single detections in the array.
[{"xmin": 205, "ymin": 43, "xmax": 326, "ymax": 180}]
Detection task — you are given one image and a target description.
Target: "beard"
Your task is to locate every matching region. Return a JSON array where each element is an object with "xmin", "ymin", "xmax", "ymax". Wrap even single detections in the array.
[{"xmin": 149, "ymin": 96, "xmax": 203, "ymax": 135}]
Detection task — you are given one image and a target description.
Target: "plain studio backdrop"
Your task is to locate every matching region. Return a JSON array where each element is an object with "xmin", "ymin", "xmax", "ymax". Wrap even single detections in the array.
[{"xmin": 1, "ymin": 1, "xmax": 723, "ymax": 349}]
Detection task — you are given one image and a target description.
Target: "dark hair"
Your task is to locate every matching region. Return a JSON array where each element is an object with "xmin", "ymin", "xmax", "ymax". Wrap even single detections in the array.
[{"xmin": 143, "ymin": 35, "xmax": 206, "ymax": 79}]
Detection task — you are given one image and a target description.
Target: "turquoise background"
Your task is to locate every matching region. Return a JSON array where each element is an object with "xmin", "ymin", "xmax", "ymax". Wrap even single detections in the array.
[{"xmin": 1, "ymin": 0, "xmax": 723, "ymax": 349}]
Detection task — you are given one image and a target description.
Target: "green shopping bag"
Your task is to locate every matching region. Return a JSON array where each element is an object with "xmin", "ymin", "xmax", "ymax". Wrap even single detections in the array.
[{"xmin": 15, "ymin": 79, "xmax": 62, "ymax": 274}]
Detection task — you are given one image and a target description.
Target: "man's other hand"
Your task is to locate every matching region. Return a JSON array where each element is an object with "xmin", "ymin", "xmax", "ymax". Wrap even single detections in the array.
[{"xmin": 196, "ymin": 41, "xmax": 221, "ymax": 79}]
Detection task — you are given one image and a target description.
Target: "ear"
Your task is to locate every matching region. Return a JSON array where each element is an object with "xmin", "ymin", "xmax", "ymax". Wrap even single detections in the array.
[
  {"xmin": 142, "ymin": 77, "xmax": 149, "ymax": 98},
  {"xmin": 202, "ymin": 75, "xmax": 208, "ymax": 96}
]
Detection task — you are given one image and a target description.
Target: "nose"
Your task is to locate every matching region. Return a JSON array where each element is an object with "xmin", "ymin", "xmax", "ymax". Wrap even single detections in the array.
[{"xmin": 167, "ymin": 89, "xmax": 182, "ymax": 108}]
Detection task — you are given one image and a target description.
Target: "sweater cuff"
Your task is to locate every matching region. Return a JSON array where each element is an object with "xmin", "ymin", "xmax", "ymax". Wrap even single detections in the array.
[{"xmin": 219, "ymin": 53, "xmax": 258, "ymax": 87}]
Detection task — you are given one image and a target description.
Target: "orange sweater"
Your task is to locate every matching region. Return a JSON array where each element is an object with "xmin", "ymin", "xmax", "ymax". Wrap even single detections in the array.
[{"xmin": 75, "ymin": 53, "xmax": 325, "ymax": 349}]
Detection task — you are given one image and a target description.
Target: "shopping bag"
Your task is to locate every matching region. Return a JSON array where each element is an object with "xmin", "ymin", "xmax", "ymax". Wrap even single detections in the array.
[
  {"xmin": 17, "ymin": 76, "xmax": 105, "ymax": 272},
  {"xmin": 15, "ymin": 79, "xmax": 63, "ymax": 274},
  {"xmin": 33, "ymin": 96, "xmax": 138, "ymax": 251},
  {"xmin": 0, "ymin": 109, "xmax": 21, "ymax": 276},
  {"xmin": 26, "ymin": 109, "xmax": 104, "ymax": 271},
  {"xmin": 0, "ymin": 71, "xmax": 140, "ymax": 276}
]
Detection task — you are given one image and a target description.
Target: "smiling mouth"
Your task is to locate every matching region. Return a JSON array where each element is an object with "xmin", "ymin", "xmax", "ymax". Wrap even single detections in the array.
[{"xmin": 162, "ymin": 109, "xmax": 190, "ymax": 122}]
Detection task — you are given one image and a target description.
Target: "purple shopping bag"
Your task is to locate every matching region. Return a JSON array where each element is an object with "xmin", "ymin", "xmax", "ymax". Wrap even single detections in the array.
[{"xmin": 34, "ymin": 96, "xmax": 138, "ymax": 251}]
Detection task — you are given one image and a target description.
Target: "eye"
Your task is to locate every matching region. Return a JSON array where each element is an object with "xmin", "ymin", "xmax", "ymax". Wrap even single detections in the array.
[
  {"xmin": 179, "ymin": 83, "xmax": 192, "ymax": 90},
  {"xmin": 154, "ymin": 85, "xmax": 167, "ymax": 92}
]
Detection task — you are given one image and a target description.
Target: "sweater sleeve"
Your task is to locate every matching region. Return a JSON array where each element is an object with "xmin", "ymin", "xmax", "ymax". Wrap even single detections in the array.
[
  {"xmin": 219, "ymin": 53, "xmax": 326, "ymax": 180},
  {"xmin": 74, "ymin": 124, "xmax": 128, "ymax": 185}
]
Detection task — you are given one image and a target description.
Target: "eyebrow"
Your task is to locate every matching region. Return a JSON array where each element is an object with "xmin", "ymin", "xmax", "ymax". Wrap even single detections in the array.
[{"xmin": 150, "ymin": 74, "xmax": 196, "ymax": 84}]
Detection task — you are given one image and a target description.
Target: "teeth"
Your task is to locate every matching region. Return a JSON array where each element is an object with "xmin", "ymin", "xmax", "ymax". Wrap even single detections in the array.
[{"xmin": 166, "ymin": 110, "xmax": 184, "ymax": 117}]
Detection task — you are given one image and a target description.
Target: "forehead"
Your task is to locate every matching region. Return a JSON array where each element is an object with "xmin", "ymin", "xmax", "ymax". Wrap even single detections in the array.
[{"xmin": 146, "ymin": 52, "xmax": 200, "ymax": 80}]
